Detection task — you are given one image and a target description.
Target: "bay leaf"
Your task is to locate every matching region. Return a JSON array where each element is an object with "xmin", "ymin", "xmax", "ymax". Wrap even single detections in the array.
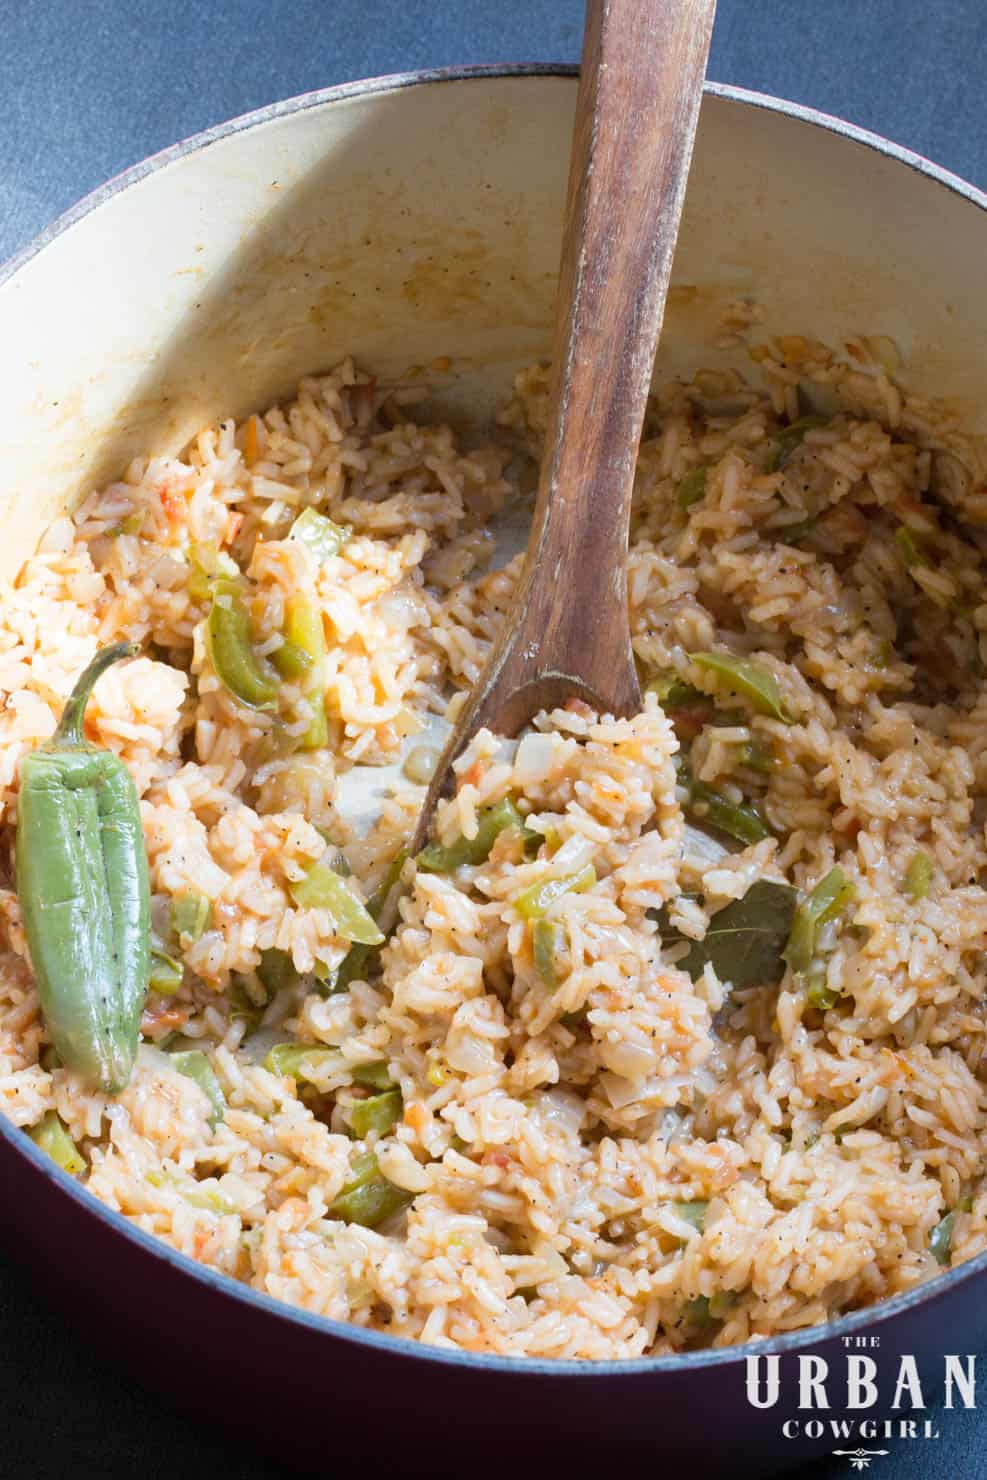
[{"xmin": 653, "ymin": 879, "xmax": 797, "ymax": 990}]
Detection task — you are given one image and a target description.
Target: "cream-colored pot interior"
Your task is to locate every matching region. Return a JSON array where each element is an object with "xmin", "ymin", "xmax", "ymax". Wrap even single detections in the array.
[{"xmin": 0, "ymin": 72, "xmax": 985, "ymax": 584}]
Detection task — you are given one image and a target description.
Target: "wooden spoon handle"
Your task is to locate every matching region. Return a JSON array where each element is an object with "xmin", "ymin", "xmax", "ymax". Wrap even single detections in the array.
[
  {"xmin": 464, "ymin": 0, "xmax": 715, "ymax": 738},
  {"xmin": 516, "ymin": 0, "xmax": 716, "ymax": 706}
]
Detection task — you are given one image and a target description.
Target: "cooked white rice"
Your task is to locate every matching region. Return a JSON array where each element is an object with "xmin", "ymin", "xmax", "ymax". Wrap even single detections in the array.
[{"xmin": 2, "ymin": 333, "xmax": 987, "ymax": 1359}]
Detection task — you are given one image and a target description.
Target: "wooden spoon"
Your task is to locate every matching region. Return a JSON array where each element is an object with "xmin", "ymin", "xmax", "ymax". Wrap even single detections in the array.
[{"xmin": 411, "ymin": 0, "xmax": 716, "ymax": 851}]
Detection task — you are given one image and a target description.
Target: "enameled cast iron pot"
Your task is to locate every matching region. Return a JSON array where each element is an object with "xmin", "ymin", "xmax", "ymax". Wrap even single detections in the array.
[{"xmin": 2, "ymin": 68, "xmax": 986, "ymax": 1476}]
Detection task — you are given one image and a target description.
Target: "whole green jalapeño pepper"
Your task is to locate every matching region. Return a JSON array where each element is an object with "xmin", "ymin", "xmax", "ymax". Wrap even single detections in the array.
[{"xmin": 16, "ymin": 643, "xmax": 151, "ymax": 1093}]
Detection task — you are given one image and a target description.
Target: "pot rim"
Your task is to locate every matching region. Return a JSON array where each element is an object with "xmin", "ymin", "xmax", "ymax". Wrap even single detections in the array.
[
  {"xmin": 3, "ymin": 63, "xmax": 987, "ymax": 286},
  {"xmin": 4, "ymin": 62, "xmax": 987, "ymax": 1379}
]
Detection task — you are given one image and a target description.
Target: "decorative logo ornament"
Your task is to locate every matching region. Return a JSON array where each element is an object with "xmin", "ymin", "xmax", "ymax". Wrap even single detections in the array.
[{"xmin": 831, "ymin": 1449, "xmax": 891, "ymax": 1471}]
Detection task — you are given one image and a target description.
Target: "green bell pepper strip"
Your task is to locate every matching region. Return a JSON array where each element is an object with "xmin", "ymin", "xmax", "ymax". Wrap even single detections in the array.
[
  {"xmin": 804, "ymin": 967, "xmax": 839, "ymax": 1012},
  {"xmin": 522, "ymin": 824, "xmax": 548, "ymax": 858},
  {"xmin": 784, "ymin": 866, "xmax": 855, "ymax": 975},
  {"xmin": 905, "ymin": 850, "xmax": 933, "ymax": 899},
  {"xmin": 171, "ymin": 1049, "xmax": 227, "ymax": 1127},
  {"xmin": 895, "ymin": 526, "xmax": 928, "ymax": 569},
  {"xmin": 264, "ymin": 1043, "xmax": 341, "ymax": 1080},
  {"xmin": 256, "ymin": 947, "xmax": 300, "ymax": 997},
  {"xmin": 643, "ymin": 671, "xmax": 715, "ymax": 742},
  {"xmin": 329, "ymin": 1150, "xmax": 412, "ymax": 1227},
  {"xmin": 16, "ymin": 644, "xmax": 151, "ymax": 1094},
  {"xmin": 764, "ymin": 415, "xmax": 827, "ymax": 473},
  {"xmin": 328, "ymin": 913, "xmax": 388, "ymax": 994},
  {"xmin": 677, "ymin": 466, "xmax": 707, "ymax": 510},
  {"xmin": 672, "ymin": 1199, "xmax": 709, "ymax": 1235},
  {"xmin": 289, "ymin": 861, "xmax": 383, "ymax": 945},
  {"xmin": 352, "ymin": 1060, "xmax": 393, "ymax": 1090},
  {"xmin": 148, "ymin": 945, "xmax": 184, "ymax": 996},
  {"xmin": 930, "ymin": 1211, "xmax": 955, "ymax": 1266},
  {"xmin": 170, "ymin": 890, "xmax": 211, "ymax": 944},
  {"xmin": 685, "ymin": 1295, "xmax": 714, "ymax": 1326},
  {"xmin": 288, "ymin": 508, "xmax": 350, "ymax": 563},
  {"xmin": 365, "ymin": 847, "xmax": 408, "ymax": 934},
  {"xmin": 329, "ymin": 848, "xmax": 408, "ymax": 994},
  {"xmin": 257, "ymin": 852, "xmax": 407, "ymax": 1002},
  {"xmin": 416, "ymin": 798, "xmax": 524, "ymax": 873},
  {"xmin": 206, "ymin": 581, "xmax": 279, "ymax": 711},
  {"xmin": 110, "ymin": 511, "xmax": 145, "ymax": 539},
  {"xmin": 350, "ymin": 1087, "xmax": 403, "ymax": 1138},
  {"xmin": 516, "ymin": 865, "xmax": 596, "ymax": 920},
  {"xmin": 182, "ymin": 1185, "xmax": 237, "ymax": 1216},
  {"xmin": 29, "ymin": 1110, "xmax": 85, "ymax": 1175},
  {"xmin": 735, "ymin": 736, "xmax": 775, "ymax": 773},
  {"xmin": 644, "ymin": 672, "xmax": 707, "ymax": 710},
  {"xmin": 147, "ymin": 1168, "xmax": 236, "ymax": 1215},
  {"xmin": 532, "ymin": 918, "xmax": 562, "ymax": 987},
  {"xmin": 187, "ymin": 542, "xmax": 241, "ymax": 603},
  {"xmin": 228, "ymin": 975, "xmax": 268, "ymax": 1034},
  {"xmin": 186, "ymin": 545, "xmax": 217, "ymax": 604},
  {"xmin": 278, "ymin": 595, "xmax": 328, "ymax": 750},
  {"xmin": 683, "ymin": 776, "xmax": 773, "ymax": 847},
  {"xmin": 269, "ymin": 637, "xmax": 313, "ymax": 681}
]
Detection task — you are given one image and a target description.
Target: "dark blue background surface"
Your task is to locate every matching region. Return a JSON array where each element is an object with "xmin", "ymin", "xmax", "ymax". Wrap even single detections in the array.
[{"xmin": 2, "ymin": 3, "xmax": 986, "ymax": 1476}]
